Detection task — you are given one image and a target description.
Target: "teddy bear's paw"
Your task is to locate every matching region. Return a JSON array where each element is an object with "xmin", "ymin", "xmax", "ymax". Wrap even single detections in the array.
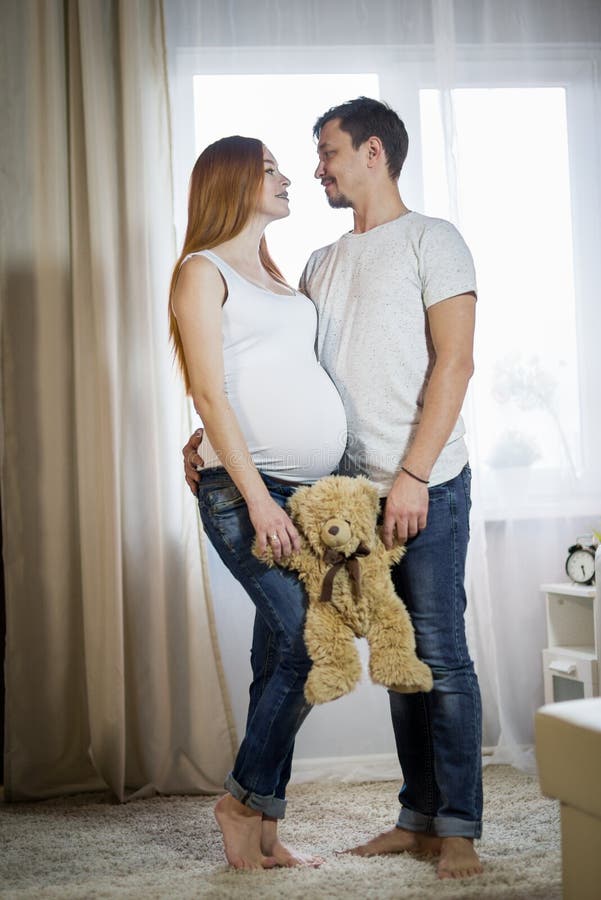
[
  {"xmin": 372, "ymin": 658, "xmax": 433, "ymax": 694},
  {"xmin": 388, "ymin": 681, "xmax": 428, "ymax": 694},
  {"xmin": 304, "ymin": 665, "xmax": 358, "ymax": 705}
]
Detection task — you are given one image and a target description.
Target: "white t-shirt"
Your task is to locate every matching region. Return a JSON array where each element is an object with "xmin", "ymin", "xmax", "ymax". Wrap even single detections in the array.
[
  {"xmin": 299, "ymin": 211, "xmax": 477, "ymax": 494},
  {"xmin": 182, "ymin": 250, "xmax": 347, "ymax": 482}
]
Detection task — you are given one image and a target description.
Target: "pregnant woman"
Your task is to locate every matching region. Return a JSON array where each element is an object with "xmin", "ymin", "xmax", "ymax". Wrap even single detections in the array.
[{"xmin": 169, "ymin": 136, "xmax": 347, "ymax": 870}]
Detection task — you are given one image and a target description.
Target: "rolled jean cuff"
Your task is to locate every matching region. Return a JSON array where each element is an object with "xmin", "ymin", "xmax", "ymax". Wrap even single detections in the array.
[
  {"xmin": 397, "ymin": 808, "xmax": 482, "ymax": 839},
  {"xmin": 225, "ymin": 772, "xmax": 287, "ymax": 819}
]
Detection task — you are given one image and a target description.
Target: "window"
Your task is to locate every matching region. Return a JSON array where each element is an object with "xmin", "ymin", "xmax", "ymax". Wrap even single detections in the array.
[
  {"xmin": 171, "ymin": 46, "xmax": 601, "ymax": 519},
  {"xmin": 420, "ymin": 87, "xmax": 583, "ymax": 515}
]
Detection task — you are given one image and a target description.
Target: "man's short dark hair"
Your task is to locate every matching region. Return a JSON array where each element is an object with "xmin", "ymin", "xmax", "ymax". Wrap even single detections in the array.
[{"xmin": 313, "ymin": 97, "xmax": 409, "ymax": 181}]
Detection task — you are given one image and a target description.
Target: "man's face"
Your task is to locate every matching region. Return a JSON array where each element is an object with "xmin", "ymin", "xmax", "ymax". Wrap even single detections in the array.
[{"xmin": 314, "ymin": 118, "xmax": 365, "ymax": 209}]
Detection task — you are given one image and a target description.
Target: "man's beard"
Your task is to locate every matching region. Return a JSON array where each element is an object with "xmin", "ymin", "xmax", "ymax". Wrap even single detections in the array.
[{"xmin": 327, "ymin": 191, "xmax": 352, "ymax": 209}]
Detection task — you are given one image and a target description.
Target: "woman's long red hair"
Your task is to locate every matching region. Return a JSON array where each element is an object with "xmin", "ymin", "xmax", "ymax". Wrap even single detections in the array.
[{"xmin": 169, "ymin": 135, "xmax": 287, "ymax": 394}]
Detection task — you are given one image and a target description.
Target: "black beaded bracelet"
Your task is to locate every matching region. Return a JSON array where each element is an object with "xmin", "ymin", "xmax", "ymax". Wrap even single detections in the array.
[{"xmin": 401, "ymin": 466, "xmax": 430, "ymax": 485}]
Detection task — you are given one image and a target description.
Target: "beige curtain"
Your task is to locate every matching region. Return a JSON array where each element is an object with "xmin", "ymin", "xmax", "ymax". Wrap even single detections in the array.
[{"xmin": 0, "ymin": 0, "xmax": 236, "ymax": 801}]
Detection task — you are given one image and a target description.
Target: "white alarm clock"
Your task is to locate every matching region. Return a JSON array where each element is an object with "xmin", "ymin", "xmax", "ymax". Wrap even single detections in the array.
[{"xmin": 565, "ymin": 539, "xmax": 597, "ymax": 585}]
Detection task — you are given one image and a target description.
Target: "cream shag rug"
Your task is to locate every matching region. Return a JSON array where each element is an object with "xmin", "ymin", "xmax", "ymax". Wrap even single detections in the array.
[{"xmin": 1, "ymin": 765, "xmax": 560, "ymax": 899}]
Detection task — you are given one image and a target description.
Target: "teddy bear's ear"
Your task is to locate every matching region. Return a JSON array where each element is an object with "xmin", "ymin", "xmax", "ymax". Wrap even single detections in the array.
[
  {"xmin": 287, "ymin": 484, "xmax": 311, "ymax": 519},
  {"xmin": 362, "ymin": 476, "xmax": 379, "ymax": 497},
  {"xmin": 356, "ymin": 476, "xmax": 380, "ymax": 515}
]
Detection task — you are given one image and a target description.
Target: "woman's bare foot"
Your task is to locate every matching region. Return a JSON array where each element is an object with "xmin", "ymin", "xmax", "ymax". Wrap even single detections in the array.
[
  {"xmin": 437, "ymin": 837, "xmax": 482, "ymax": 879},
  {"xmin": 345, "ymin": 826, "xmax": 442, "ymax": 857},
  {"xmin": 214, "ymin": 794, "xmax": 278, "ymax": 870},
  {"xmin": 261, "ymin": 816, "xmax": 324, "ymax": 867}
]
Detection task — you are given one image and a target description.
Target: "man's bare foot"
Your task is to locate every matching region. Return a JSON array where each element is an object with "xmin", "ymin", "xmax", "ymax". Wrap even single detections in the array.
[
  {"xmin": 344, "ymin": 826, "xmax": 442, "ymax": 857},
  {"xmin": 437, "ymin": 837, "xmax": 482, "ymax": 879},
  {"xmin": 261, "ymin": 816, "xmax": 324, "ymax": 867},
  {"xmin": 214, "ymin": 794, "xmax": 278, "ymax": 870}
]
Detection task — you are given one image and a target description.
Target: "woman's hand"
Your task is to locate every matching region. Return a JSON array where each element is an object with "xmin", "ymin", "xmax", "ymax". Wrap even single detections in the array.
[{"xmin": 248, "ymin": 496, "xmax": 301, "ymax": 561}]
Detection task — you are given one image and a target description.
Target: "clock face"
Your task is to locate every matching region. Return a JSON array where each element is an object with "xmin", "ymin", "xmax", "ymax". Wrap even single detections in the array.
[{"xmin": 566, "ymin": 548, "xmax": 596, "ymax": 584}]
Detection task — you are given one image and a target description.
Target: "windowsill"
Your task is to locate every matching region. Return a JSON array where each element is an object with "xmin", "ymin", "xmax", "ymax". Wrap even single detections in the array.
[{"xmin": 482, "ymin": 497, "xmax": 601, "ymax": 522}]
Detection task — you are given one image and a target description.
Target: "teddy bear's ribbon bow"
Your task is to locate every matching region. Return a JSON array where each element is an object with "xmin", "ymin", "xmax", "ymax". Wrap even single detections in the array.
[{"xmin": 320, "ymin": 543, "xmax": 371, "ymax": 603}]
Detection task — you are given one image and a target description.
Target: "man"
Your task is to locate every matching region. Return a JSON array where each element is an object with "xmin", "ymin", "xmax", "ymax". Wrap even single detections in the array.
[{"xmin": 183, "ymin": 97, "xmax": 482, "ymax": 879}]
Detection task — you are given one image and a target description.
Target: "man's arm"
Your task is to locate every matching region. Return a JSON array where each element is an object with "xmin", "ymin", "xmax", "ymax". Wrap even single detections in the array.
[{"xmin": 382, "ymin": 292, "xmax": 476, "ymax": 547}]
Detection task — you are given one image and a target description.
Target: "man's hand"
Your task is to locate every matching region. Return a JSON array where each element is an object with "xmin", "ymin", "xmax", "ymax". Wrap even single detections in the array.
[
  {"xmin": 382, "ymin": 472, "xmax": 429, "ymax": 548},
  {"xmin": 183, "ymin": 428, "xmax": 205, "ymax": 495}
]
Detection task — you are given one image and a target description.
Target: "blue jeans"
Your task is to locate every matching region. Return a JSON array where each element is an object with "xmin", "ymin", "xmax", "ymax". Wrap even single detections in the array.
[
  {"xmin": 387, "ymin": 464, "xmax": 483, "ymax": 838},
  {"xmin": 196, "ymin": 467, "xmax": 312, "ymax": 819}
]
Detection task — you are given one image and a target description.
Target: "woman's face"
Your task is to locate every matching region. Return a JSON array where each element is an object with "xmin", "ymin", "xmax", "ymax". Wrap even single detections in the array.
[{"xmin": 256, "ymin": 146, "xmax": 291, "ymax": 221}]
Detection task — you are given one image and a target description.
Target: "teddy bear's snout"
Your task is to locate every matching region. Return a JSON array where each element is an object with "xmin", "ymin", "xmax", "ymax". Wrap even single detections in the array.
[{"xmin": 320, "ymin": 518, "xmax": 352, "ymax": 549}]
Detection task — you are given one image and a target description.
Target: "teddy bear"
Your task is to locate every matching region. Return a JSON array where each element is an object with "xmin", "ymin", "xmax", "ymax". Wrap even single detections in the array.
[{"xmin": 253, "ymin": 474, "xmax": 433, "ymax": 705}]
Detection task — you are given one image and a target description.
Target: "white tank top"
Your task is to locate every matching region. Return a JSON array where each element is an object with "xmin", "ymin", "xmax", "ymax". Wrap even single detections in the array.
[{"xmin": 183, "ymin": 249, "xmax": 347, "ymax": 483}]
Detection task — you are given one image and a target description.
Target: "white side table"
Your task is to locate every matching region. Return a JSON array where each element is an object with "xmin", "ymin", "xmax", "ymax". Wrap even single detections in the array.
[{"xmin": 541, "ymin": 565, "xmax": 600, "ymax": 704}]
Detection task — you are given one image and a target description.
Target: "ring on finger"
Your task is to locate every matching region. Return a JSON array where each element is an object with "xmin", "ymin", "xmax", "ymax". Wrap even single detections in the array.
[{"xmin": 269, "ymin": 533, "xmax": 280, "ymax": 543}]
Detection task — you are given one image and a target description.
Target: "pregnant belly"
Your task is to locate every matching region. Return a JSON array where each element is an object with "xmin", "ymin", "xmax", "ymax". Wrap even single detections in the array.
[{"xmin": 229, "ymin": 365, "xmax": 347, "ymax": 481}]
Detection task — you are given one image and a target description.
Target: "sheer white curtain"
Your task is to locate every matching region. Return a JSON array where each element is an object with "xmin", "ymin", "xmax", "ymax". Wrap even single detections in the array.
[
  {"xmin": 430, "ymin": 0, "xmax": 601, "ymax": 768},
  {"xmin": 1, "ymin": 0, "xmax": 235, "ymax": 800},
  {"xmin": 164, "ymin": 0, "xmax": 601, "ymax": 771}
]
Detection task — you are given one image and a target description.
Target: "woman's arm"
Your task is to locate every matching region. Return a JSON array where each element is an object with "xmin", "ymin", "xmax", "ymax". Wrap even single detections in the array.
[{"xmin": 172, "ymin": 256, "xmax": 300, "ymax": 558}]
